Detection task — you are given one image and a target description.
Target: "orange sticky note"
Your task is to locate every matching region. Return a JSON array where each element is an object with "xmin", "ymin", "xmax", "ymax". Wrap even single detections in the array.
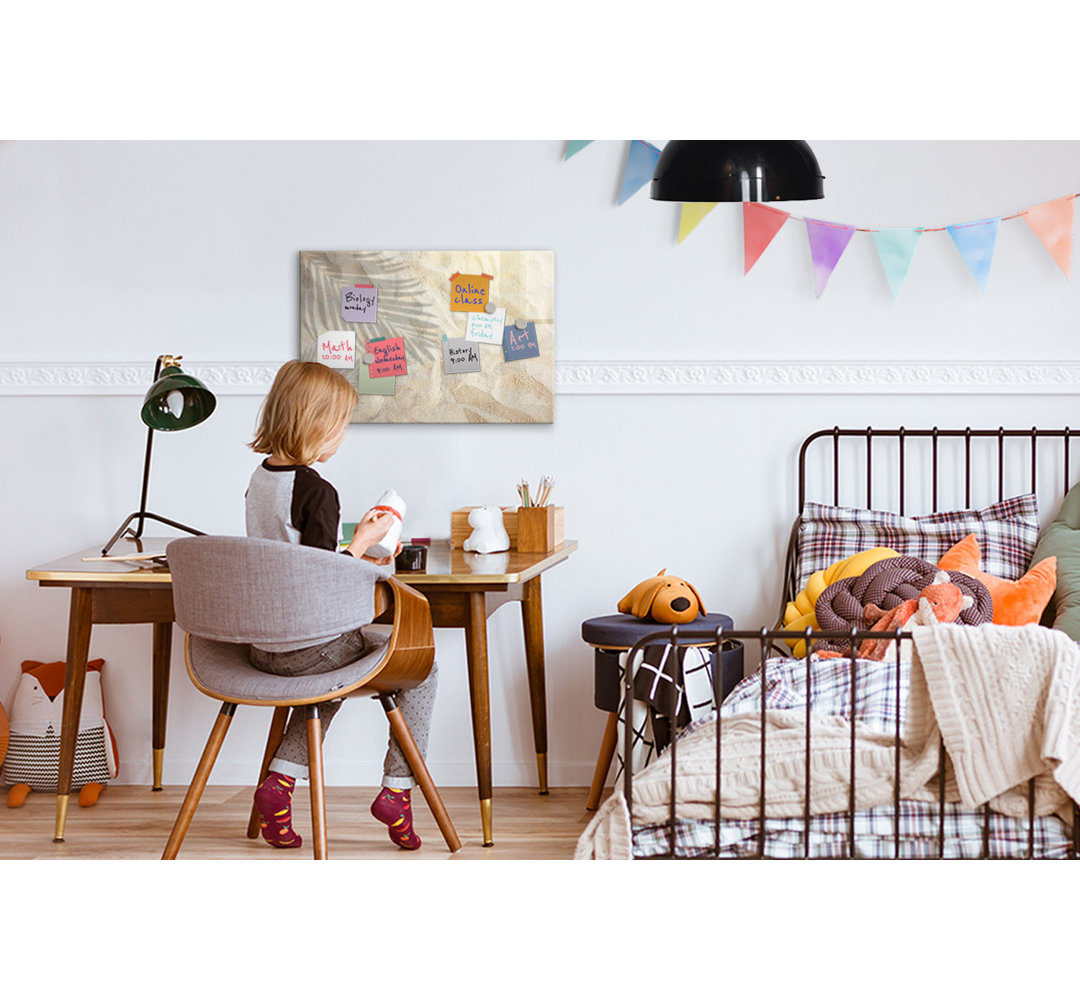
[{"xmin": 449, "ymin": 272, "xmax": 493, "ymax": 312}]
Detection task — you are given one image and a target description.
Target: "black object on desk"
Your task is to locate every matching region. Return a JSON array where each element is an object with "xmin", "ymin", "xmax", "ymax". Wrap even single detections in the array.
[{"xmin": 395, "ymin": 544, "xmax": 428, "ymax": 572}]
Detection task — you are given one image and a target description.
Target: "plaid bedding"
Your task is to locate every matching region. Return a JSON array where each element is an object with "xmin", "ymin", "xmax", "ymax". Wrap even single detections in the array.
[
  {"xmin": 631, "ymin": 653, "xmax": 1076, "ymax": 859},
  {"xmin": 794, "ymin": 493, "xmax": 1040, "ymax": 594}
]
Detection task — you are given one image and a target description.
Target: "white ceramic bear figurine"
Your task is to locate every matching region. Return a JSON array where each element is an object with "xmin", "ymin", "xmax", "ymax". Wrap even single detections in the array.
[{"xmin": 463, "ymin": 505, "xmax": 510, "ymax": 553}]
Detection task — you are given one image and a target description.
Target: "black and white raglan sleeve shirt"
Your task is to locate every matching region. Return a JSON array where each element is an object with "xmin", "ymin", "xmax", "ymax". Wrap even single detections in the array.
[{"xmin": 245, "ymin": 460, "xmax": 344, "ymax": 552}]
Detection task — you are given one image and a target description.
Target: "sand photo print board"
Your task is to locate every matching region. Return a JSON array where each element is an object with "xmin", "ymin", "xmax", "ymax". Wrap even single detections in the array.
[{"xmin": 300, "ymin": 250, "xmax": 554, "ymax": 423}]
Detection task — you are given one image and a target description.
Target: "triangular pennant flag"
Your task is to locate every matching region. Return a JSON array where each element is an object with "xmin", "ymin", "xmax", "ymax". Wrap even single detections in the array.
[
  {"xmin": 946, "ymin": 217, "xmax": 1000, "ymax": 291},
  {"xmin": 872, "ymin": 228, "xmax": 923, "ymax": 301},
  {"xmin": 617, "ymin": 140, "xmax": 661, "ymax": 205},
  {"xmin": 743, "ymin": 203, "xmax": 790, "ymax": 274},
  {"xmin": 678, "ymin": 202, "xmax": 718, "ymax": 243},
  {"xmin": 565, "ymin": 140, "xmax": 593, "ymax": 160},
  {"xmin": 1022, "ymin": 195, "xmax": 1073, "ymax": 278},
  {"xmin": 805, "ymin": 218, "xmax": 856, "ymax": 297}
]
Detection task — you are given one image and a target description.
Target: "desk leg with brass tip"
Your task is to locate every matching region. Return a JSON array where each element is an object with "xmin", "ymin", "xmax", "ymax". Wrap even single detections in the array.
[
  {"xmin": 151, "ymin": 622, "xmax": 172, "ymax": 790},
  {"xmin": 479, "ymin": 798, "xmax": 493, "ymax": 848},
  {"xmin": 152, "ymin": 749, "xmax": 165, "ymax": 791},
  {"xmin": 55, "ymin": 587, "xmax": 93, "ymax": 843},
  {"xmin": 53, "ymin": 795, "xmax": 71, "ymax": 843},
  {"xmin": 521, "ymin": 576, "xmax": 549, "ymax": 794},
  {"xmin": 465, "ymin": 592, "xmax": 495, "ymax": 846}
]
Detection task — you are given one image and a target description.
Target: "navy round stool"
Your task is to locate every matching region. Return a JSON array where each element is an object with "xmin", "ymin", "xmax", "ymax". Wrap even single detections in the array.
[{"xmin": 580, "ymin": 612, "xmax": 743, "ymax": 810}]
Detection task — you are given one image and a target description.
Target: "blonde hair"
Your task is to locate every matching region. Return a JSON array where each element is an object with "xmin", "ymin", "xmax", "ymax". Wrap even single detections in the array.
[{"xmin": 249, "ymin": 361, "xmax": 358, "ymax": 465}]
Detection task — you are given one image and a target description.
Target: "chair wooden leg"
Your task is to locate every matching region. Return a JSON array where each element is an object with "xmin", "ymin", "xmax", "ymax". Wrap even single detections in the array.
[
  {"xmin": 306, "ymin": 706, "xmax": 328, "ymax": 860},
  {"xmin": 162, "ymin": 704, "xmax": 236, "ymax": 860},
  {"xmin": 381, "ymin": 695, "xmax": 462, "ymax": 853},
  {"xmin": 247, "ymin": 706, "xmax": 290, "ymax": 839},
  {"xmin": 587, "ymin": 712, "xmax": 619, "ymax": 811}
]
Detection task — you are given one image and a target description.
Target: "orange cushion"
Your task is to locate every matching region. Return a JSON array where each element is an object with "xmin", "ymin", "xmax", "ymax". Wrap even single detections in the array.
[{"xmin": 938, "ymin": 534, "xmax": 1056, "ymax": 626}]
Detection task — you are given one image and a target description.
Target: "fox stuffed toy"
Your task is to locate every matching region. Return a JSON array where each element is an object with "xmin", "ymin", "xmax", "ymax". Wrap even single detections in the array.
[
  {"xmin": 856, "ymin": 570, "xmax": 974, "ymax": 661},
  {"xmin": 2, "ymin": 658, "xmax": 118, "ymax": 808}
]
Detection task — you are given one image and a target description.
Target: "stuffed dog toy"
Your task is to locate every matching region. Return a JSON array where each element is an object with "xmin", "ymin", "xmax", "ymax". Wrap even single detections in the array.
[{"xmin": 618, "ymin": 569, "xmax": 706, "ymax": 625}]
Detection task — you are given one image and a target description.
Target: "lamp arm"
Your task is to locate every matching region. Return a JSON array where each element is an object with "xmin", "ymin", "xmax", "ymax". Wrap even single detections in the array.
[
  {"xmin": 132, "ymin": 423, "xmax": 155, "ymax": 540},
  {"xmin": 133, "ymin": 356, "xmax": 164, "ymax": 540}
]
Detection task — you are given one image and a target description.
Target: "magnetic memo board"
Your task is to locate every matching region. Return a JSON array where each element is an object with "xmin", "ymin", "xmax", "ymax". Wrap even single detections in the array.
[{"xmin": 300, "ymin": 250, "xmax": 554, "ymax": 423}]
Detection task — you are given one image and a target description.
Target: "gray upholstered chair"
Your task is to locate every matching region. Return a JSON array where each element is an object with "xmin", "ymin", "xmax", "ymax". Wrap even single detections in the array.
[{"xmin": 161, "ymin": 535, "xmax": 460, "ymax": 859}]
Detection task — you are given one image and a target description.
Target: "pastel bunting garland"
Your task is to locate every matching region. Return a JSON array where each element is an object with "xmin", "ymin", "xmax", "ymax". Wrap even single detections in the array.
[{"xmin": 562, "ymin": 142, "xmax": 1079, "ymax": 298}]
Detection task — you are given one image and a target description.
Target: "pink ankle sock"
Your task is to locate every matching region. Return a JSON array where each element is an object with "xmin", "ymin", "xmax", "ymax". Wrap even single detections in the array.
[
  {"xmin": 371, "ymin": 787, "xmax": 421, "ymax": 850},
  {"xmin": 254, "ymin": 771, "xmax": 303, "ymax": 849}
]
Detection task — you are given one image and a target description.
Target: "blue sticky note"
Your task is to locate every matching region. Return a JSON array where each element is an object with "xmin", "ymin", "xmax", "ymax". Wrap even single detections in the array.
[{"xmin": 502, "ymin": 321, "xmax": 539, "ymax": 362}]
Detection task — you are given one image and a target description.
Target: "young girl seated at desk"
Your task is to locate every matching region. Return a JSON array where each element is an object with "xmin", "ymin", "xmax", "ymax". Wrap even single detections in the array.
[{"xmin": 244, "ymin": 360, "xmax": 437, "ymax": 850}]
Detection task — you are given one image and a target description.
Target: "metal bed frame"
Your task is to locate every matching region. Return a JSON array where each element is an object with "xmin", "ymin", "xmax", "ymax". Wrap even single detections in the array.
[{"xmin": 623, "ymin": 427, "xmax": 1080, "ymax": 860}]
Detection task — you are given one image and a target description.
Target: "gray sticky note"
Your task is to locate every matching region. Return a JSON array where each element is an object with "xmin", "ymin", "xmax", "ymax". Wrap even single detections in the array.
[{"xmin": 443, "ymin": 337, "xmax": 481, "ymax": 374}]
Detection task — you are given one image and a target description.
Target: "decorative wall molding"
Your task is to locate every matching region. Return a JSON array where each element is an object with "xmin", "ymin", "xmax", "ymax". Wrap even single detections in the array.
[
  {"xmin": 554, "ymin": 361, "xmax": 1080, "ymax": 394},
  {"xmin": 0, "ymin": 362, "xmax": 282, "ymax": 395},
  {"xmin": 4, "ymin": 360, "xmax": 1080, "ymax": 395}
]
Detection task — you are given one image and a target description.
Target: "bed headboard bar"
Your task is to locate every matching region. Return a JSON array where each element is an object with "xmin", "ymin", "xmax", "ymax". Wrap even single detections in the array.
[
  {"xmin": 779, "ymin": 426, "xmax": 1080, "ymax": 625},
  {"xmin": 798, "ymin": 426, "xmax": 1080, "ymax": 513}
]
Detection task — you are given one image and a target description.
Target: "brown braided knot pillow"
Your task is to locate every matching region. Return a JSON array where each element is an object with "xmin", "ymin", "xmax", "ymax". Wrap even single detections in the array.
[{"xmin": 815, "ymin": 555, "xmax": 992, "ymax": 649}]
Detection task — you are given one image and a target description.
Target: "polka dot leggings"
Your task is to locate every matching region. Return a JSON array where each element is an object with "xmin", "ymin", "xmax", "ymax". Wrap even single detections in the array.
[{"xmin": 250, "ymin": 627, "xmax": 438, "ymax": 788}]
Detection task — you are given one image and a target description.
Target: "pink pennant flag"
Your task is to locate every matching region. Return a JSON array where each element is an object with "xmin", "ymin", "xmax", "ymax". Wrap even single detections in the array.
[
  {"xmin": 805, "ymin": 218, "xmax": 856, "ymax": 297},
  {"xmin": 743, "ymin": 203, "xmax": 791, "ymax": 274},
  {"xmin": 1022, "ymin": 195, "xmax": 1074, "ymax": 278}
]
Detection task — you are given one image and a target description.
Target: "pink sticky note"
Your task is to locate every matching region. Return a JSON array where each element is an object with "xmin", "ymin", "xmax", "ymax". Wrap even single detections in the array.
[{"xmin": 366, "ymin": 337, "xmax": 407, "ymax": 378}]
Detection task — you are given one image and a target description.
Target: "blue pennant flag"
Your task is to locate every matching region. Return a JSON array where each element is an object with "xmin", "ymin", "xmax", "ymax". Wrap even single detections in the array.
[
  {"xmin": 947, "ymin": 217, "xmax": 1001, "ymax": 291},
  {"xmin": 618, "ymin": 141, "xmax": 661, "ymax": 205}
]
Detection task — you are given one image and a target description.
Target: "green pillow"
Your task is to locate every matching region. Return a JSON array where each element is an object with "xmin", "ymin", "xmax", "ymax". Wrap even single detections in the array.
[{"xmin": 1031, "ymin": 481, "xmax": 1080, "ymax": 640}]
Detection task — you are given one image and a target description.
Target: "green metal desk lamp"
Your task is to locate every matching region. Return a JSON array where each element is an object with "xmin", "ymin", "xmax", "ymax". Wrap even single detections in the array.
[{"xmin": 102, "ymin": 354, "xmax": 217, "ymax": 555}]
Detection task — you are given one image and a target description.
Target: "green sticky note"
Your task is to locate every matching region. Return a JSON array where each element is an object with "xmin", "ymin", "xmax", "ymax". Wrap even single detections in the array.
[{"xmin": 355, "ymin": 360, "xmax": 396, "ymax": 396}]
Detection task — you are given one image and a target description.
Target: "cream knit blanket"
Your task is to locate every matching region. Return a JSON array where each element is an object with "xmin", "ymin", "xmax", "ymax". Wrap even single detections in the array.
[{"xmin": 575, "ymin": 623, "xmax": 1080, "ymax": 860}]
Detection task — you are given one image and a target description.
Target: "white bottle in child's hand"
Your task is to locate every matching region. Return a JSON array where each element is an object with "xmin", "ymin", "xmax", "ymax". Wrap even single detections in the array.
[{"xmin": 365, "ymin": 489, "xmax": 406, "ymax": 558}]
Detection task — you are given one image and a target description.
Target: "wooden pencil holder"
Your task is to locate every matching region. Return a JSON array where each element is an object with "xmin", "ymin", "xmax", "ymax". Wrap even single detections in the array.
[
  {"xmin": 451, "ymin": 507, "xmax": 517, "ymax": 549},
  {"xmin": 516, "ymin": 506, "xmax": 564, "ymax": 553}
]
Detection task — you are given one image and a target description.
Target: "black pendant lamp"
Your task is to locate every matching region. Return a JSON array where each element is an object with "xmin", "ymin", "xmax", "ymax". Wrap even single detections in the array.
[{"xmin": 651, "ymin": 140, "xmax": 824, "ymax": 203}]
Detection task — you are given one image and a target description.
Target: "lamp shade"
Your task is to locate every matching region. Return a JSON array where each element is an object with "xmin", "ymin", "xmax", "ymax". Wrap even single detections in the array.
[
  {"xmin": 141, "ymin": 359, "xmax": 216, "ymax": 431},
  {"xmin": 650, "ymin": 140, "xmax": 824, "ymax": 203}
]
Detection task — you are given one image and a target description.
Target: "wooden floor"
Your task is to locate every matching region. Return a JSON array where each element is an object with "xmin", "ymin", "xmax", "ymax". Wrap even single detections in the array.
[{"xmin": 0, "ymin": 784, "xmax": 602, "ymax": 860}]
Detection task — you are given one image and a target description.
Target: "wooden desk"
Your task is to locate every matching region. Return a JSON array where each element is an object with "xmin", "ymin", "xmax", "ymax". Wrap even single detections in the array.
[{"xmin": 28, "ymin": 537, "xmax": 577, "ymax": 847}]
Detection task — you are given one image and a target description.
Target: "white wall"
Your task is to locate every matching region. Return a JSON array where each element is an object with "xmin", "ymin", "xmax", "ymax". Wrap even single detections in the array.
[{"xmin": 3, "ymin": 140, "xmax": 1080, "ymax": 789}]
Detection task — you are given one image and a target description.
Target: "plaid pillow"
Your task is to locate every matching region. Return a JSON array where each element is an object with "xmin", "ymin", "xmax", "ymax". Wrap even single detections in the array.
[{"xmin": 794, "ymin": 494, "xmax": 1040, "ymax": 594}]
